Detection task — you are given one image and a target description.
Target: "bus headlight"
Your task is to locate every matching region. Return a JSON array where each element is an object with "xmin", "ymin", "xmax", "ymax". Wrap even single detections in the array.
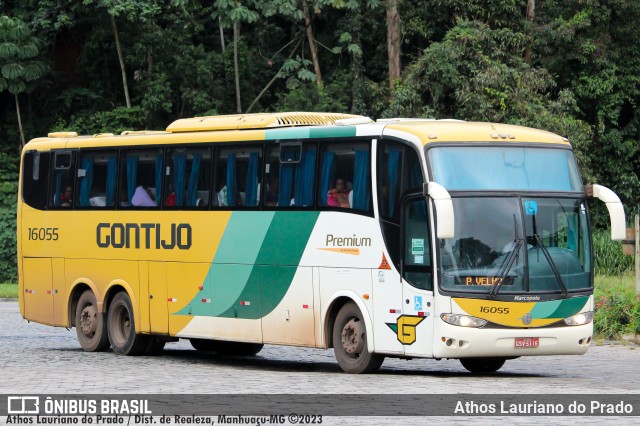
[
  {"xmin": 441, "ymin": 313, "xmax": 487, "ymax": 328},
  {"xmin": 564, "ymin": 311, "xmax": 593, "ymax": 326}
]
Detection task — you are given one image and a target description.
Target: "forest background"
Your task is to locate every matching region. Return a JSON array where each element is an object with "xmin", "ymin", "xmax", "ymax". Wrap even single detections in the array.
[{"xmin": 0, "ymin": 0, "xmax": 639, "ymax": 284}]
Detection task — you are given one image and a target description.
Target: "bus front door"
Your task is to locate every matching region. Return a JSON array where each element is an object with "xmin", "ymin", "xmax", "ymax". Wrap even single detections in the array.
[{"xmin": 400, "ymin": 195, "xmax": 434, "ymax": 357}]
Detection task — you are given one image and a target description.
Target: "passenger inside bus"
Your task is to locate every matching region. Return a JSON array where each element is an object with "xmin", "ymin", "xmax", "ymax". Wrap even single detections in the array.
[
  {"xmin": 131, "ymin": 185, "xmax": 155, "ymax": 207},
  {"xmin": 60, "ymin": 186, "xmax": 73, "ymax": 207},
  {"xmin": 327, "ymin": 178, "xmax": 351, "ymax": 208}
]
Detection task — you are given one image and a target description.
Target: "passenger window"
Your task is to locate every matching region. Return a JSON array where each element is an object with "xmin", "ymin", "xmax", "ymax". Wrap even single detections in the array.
[
  {"xmin": 76, "ymin": 151, "xmax": 117, "ymax": 208},
  {"xmin": 318, "ymin": 140, "xmax": 371, "ymax": 212},
  {"xmin": 213, "ymin": 146, "xmax": 262, "ymax": 208},
  {"xmin": 49, "ymin": 151, "xmax": 75, "ymax": 208},
  {"xmin": 264, "ymin": 143, "xmax": 316, "ymax": 208},
  {"xmin": 378, "ymin": 142, "xmax": 423, "ymax": 222},
  {"xmin": 119, "ymin": 149, "xmax": 163, "ymax": 208},
  {"xmin": 164, "ymin": 147, "xmax": 211, "ymax": 208},
  {"xmin": 22, "ymin": 151, "xmax": 50, "ymax": 210}
]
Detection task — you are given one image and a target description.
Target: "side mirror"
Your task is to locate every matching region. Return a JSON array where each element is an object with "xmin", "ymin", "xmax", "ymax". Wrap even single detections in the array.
[
  {"xmin": 423, "ymin": 181, "xmax": 454, "ymax": 239},
  {"xmin": 585, "ymin": 184, "xmax": 626, "ymax": 240}
]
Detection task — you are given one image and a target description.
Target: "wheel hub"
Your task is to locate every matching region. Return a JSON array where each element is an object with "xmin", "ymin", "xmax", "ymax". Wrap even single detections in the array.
[
  {"xmin": 80, "ymin": 305, "xmax": 97, "ymax": 336},
  {"xmin": 341, "ymin": 318, "xmax": 364, "ymax": 355}
]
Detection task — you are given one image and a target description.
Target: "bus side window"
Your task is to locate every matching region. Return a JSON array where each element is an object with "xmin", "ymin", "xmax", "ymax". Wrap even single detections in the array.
[
  {"xmin": 49, "ymin": 151, "xmax": 75, "ymax": 209},
  {"xmin": 264, "ymin": 143, "xmax": 316, "ymax": 208},
  {"xmin": 318, "ymin": 140, "xmax": 371, "ymax": 212},
  {"xmin": 378, "ymin": 142, "xmax": 423, "ymax": 222},
  {"xmin": 213, "ymin": 145, "xmax": 262, "ymax": 208},
  {"xmin": 22, "ymin": 151, "xmax": 50, "ymax": 210},
  {"xmin": 377, "ymin": 141, "xmax": 424, "ymax": 268},
  {"xmin": 76, "ymin": 151, "xmax": 117, "ymax": 208},
  {"xmin": 119, "ymin": 149, "xmax": 163, "ymax": 208},
  {"xmin": 164, "ymin": 147, "xmax": 212, "ymax": 208}
]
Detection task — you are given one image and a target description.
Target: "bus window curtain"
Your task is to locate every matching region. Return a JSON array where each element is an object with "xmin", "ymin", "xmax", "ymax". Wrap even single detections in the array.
[
  {"xmin": 245, "ymin": 152, "xmax": 259, "ymax": 207},
  {"xmin": 319, "ymin": 150, "xmax": 335, "ymax": 206},
  {"xmin": 106, "ymin": 156, "xmax": 117, "ymax": 206},
  {"xmin": 294, "ymin": 149, "xmax": 316, "ymax": 206},
  {"xmin": 174, "ymin": 153, "xmax": 187, "ymax": 207},
  {"xmin": 227, "ymin": 153, "xmax": 237, "ymax": 207},
  {"xmin": 278, "ymin": 148, "xmax": 296, "ymax": 207},
  {"xmin": 79, "ymin": 157, "xmax": 93, "ymax": 207},
  {"xmin": 126, "ymin": 155, "xmax": 138, "ymax": 203},
  {"xmin": 387, "ymin": 149, "xmax": 401, "ymax": 217},
  {"xmin": 187, "ymin": 153, "xmax": 202, "ymax": 207},
  {"xmin": 53, "ymin": 170, "xmax": 62, "ymax": 206},
  {"xmin": 353, "ymin": 150, "xmax": 371, "ymax": 211},
  {"xmin": 155, "ymin": 155, "xmax": 163, "ymax": 206}
]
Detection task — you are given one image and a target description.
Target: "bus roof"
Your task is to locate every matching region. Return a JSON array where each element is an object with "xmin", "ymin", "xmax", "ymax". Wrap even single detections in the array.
[{"xmin": 24, "ymin": 113, "xmax": 570, "ymax": 151}]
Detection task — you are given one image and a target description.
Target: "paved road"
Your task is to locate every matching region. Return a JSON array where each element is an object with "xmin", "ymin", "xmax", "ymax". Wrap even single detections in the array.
[{"xmin": 0, "ymin": 301, "xmax": 638, "ymax": 424}]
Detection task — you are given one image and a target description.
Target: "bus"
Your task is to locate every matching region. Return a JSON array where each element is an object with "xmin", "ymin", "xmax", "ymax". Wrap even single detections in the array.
[{"xmin": 18, "ymin": 112, "xmax": 625, "ymax": 374}]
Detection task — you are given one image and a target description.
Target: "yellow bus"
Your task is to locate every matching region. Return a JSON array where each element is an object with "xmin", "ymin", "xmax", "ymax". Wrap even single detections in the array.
[{"xmin": 18, "ymin": 112, "xmax": 625, "ymax": 373}]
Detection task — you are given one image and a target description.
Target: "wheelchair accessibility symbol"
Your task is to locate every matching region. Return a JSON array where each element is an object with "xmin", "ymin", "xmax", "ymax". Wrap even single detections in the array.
[{"xmin": 524, "ymin": 200, "xmax": 538, "ymax": 215}]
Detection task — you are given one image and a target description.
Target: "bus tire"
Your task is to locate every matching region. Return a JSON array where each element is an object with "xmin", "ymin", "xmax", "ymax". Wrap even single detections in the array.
[
  {"xmin": 460, "ymin": 357, "xmax": 506, "ymax": 373},
  {"xmin": 75, "ymin": 289, "xmax": 110, "ymax": 352},
  {"xmin": 107, "ymin": 291, "xmax": 149, "ymax": 355},
  {"xmin": 332, "ymin": 302, "xmax": 384, "ymax": 374}
]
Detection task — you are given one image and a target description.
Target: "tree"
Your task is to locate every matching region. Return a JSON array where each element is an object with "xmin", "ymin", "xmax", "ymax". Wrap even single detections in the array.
[
  {"xmin": 214, "ymin": 0, "xmax": 260, "ymax": 113},
  {"xmin": 386, "ymin": 0, "xmax": 401, "ymax": 93},
  {"xmin": 0, "ymin": 15, "xmax": 47, "ymax": 147}
]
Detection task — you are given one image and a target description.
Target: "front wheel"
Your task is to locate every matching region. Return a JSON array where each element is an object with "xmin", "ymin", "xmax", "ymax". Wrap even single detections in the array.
[
  {"xmin": 75, "ymin": 289, "xmax": 110, "ymax": 352},
  {"xmin": 333, "ymin": 302, "xmax": 384, "ymax": 374},
  {"xmin": 460, "ymin": 357, "xmax": 506, "ymax": 373},
  {"xmin": 107, "ymin": 292, "xmax": 149, "ymax": 355}
]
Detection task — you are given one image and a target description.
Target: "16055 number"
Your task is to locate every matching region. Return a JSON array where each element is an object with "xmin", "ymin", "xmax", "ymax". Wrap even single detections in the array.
[
  {"xmin": 479, "ymin": 306, "xmax": 510, "ymax": 314},
  {"xmin": 27, "ymin": 227, "xmax": 59, "ymax": 241}
]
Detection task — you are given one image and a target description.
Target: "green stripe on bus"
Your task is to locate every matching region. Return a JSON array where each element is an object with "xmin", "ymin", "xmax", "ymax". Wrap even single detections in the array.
[
  {"xmin": 546, "ymin": 296, "xmax": 589, "ymax": 319},
  {"xmin": 212, "ymin": 211, "xmax": 275, "ymax": 264},
  {"xmin": 217, "ymin": 211, "xmax": 319, "ymax": 319},
  {"xmin": 529, "ymin": 299, "xmax": 562, "ymax": 318},
  {"xmin": 530, "ymin": 296, "xmax": 588, "ymax": 319},
  {"xmin": 265, "ymin": 128, "xmax": 310, "ymax": 140},
  {"xmin": 178, "ymin": 211, "xmax": 319, "ymax": 319},
  {"xmin": 309, "ymin": 126, "xmax": 356, "ymax": 138},
  {"xmin": 265, "ymin": 126, "xmax": 356, "ymax": 140}
]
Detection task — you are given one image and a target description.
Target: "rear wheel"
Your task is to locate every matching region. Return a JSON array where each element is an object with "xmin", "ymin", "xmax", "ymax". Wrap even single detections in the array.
[
  {"xmin": 107, "ymin": 292, "xmax": 149, "ymax": 355},
  {"xmin": 332, "ymin": 302, "xmax": 384, "ymax": 374},
  {"xmin": 460, "ymin": 357, "xmax": 506, "ymax": 373},
  {"xmin": 75, "ymin": 289, "xmax": 110, "ymax": 352}
]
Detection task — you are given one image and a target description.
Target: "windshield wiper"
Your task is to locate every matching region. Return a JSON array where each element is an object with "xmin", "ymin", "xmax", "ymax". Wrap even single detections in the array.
[
  {"xmin": 534, "ymin": 234, "xmax": 569, "ymax": 297},
  {"xmin": 488, "ymin": 238, "xmax": 523, "ymax": 298}
]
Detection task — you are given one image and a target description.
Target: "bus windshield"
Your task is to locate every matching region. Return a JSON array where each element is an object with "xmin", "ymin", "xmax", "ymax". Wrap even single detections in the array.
[
  {"xmin": 439, "ymin": 197, "xmax": 592, "ymax": 295},
  {"xmin": 428, "ymin": 146, "xmax": 583, "ymax": 191}
]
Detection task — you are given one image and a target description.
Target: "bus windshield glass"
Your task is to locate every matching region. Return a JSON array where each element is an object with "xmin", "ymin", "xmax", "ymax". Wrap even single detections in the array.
[
  {"xmin": 428, "ymin": 146, "xmax": 582, "ymax": 191},
  {"xmin": 439, "ymin": 197, "xmax": 591, "ymax": 295}
]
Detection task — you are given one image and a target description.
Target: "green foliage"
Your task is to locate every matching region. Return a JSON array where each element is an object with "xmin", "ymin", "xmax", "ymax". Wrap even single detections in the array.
[
  {"xmin": 0, "ymin": 15, "xmax": 48, "ymax": 95},
  {"xmin": 593, "ymin": 276, "xmax": 640, "ymax": 339},
  {"xmin": 55, "ymin": 106, "xmax": 146, "ymax": 135},
  {"xmin": 592, "ymin": 230, "xmax": 634, "ymax": 276},
  {"xmin": 0, "ymin": 283, "xmax": 18, "ymax": 298},
  {"xmin": 0, "ymin": 149, "xmax": 18, "ymax": 282}
]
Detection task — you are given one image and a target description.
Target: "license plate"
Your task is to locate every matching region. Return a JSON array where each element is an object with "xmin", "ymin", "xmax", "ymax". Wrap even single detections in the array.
[{"xmin": 514, "ymin": 337, "xmax": 539, "ymax": 348}]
